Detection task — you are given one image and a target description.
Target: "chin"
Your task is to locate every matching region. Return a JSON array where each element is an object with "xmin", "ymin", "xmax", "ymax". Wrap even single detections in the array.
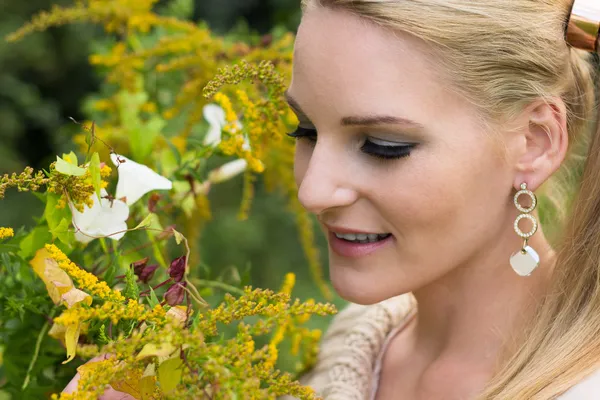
[{"xmin": 329, "ymin": 264, "xmax": 402, "ymax": 305}]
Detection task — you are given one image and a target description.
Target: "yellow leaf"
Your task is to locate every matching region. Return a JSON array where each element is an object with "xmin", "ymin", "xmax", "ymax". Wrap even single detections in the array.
[
  {"xmin": 62, "ymin": 323, "xmax": 81, "ymax": 364},
  {"xmin": 61, "ymin": 288, "xmax": 92, "ymax": 308},
  {"xmin": 158, "ymin": 356, "xmax": 183, "ymax": 394},
  {"xmin": 140, "ymin": 375, "xmax": 157, "ymax": 400},
  {"xmin": 110, "ymin": 368, "xmax": 143, "ymax": 398},
  {"xmin": 48, "ymin": 322, "xmax": 66, "ymax": 341},
  {"xmin": 172, "ymin": 229, "xmax": 184, "ymax": 245},
  {"xmin": 30, "ymin": 248, "xmax": 73, "ymax": 305},
  {"xmin": 165, "ymin": 306, "xmax": 189, "ymax": 327},
  {"xmin": 136, "ymin": 342, "xmax": 177, "ymax": 360}
]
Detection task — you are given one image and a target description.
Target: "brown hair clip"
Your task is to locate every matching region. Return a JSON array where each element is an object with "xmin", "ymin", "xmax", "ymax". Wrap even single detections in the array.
[{"xmin": 566, "ymin": 0, "xmax": 600, "ymax": 53}]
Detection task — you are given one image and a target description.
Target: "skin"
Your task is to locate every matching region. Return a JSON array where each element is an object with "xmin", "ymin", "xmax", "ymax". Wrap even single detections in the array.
[{"xmin": 288, "ymin": 6, "xmax": 568, "ymax": 399}]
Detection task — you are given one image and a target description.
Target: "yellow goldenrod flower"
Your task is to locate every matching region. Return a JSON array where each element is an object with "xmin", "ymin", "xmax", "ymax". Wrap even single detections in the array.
[
  {"xmin": 280, "ymin": 273, "xmax": 296, "ymax": 296},
  {"xmin": 0, "ymin": 227, "xmax": 14, "ymax": 239},
  {"xmin": 45, "ymin": 244, "xmax": 125, "ymax": 303}
]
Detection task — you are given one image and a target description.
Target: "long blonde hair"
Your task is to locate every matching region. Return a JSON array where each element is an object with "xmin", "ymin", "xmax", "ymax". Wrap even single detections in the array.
[{"xmin": 300, "ymin": 0, "xmax": 600, "ymax": 398}]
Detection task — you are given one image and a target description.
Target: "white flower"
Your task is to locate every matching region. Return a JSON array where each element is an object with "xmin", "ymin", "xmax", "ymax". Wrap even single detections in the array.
[
  {"xmin": 203, "ymin": 104, "xmax": 226, "ymax": 147},
  {"xmin": 202, "ymin": 104, "xmax": 249, "ymax": 150},
  {"xmin": 110, "ymin": 153, "xmax": 173, "ymax": 206},
  {"xmin": 71, "ymin": 189, "xmax": 129, "ymax": 244},
  {"xmin": 208, "ymin": 159, "xmax": 248, "ymax": 183}
]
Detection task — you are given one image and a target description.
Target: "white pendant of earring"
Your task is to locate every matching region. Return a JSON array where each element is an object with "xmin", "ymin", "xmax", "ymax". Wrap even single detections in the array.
[{"xmin": 509, "ymin": 183, "xmax": 540, "ymax": 276}]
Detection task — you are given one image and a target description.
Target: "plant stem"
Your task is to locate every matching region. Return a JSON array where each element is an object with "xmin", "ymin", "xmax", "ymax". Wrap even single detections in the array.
[
  {"xmin": 22, "ymin": 307, "xmax": 57, "ymax": 391},
  {"xmin": 191, "ymin": 278, "xmax": 245, "ymax": 296}
]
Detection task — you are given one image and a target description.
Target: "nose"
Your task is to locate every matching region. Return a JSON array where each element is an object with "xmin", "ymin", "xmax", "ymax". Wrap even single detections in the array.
[{"xmin": 297, "ymin": 142, "xmax": 358, "ymax": 215}]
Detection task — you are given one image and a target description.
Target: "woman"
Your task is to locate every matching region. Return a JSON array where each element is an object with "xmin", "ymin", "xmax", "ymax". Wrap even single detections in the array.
[
  {"xmin": 283, "ymin": 0, "xmax": 600, "ymax": 398},
  {"xmin": 65, "ymin": 0, "xmax": 600, "ymax": 398}
]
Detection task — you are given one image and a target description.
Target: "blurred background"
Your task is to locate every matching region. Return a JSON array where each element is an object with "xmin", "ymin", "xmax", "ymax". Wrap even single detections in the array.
[
  {"xmin": 0, "ymin": 1, "xmax": 345, "ymax": 398},
  {"xmin": 0, "ymin": 0, "xmax": 339, "ymax": 294}
]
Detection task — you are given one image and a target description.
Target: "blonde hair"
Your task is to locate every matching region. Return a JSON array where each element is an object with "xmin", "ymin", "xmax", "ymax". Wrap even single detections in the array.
[{"xmin": 301, "ymin": 0, "xmax": 600, "ymax": 398}]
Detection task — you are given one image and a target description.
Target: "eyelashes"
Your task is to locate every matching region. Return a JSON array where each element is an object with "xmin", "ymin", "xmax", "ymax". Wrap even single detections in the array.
[{"xmin": 286, "ymin": 127, "xmax": 416, "ymax": 160}]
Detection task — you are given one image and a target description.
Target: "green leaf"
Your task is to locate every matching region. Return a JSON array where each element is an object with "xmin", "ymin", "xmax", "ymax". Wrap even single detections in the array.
[
  {"xmin": 62, "ymin": 151, "xmax": 79, "ymax": 166},
  {"xmin": 18, "ymin": 226, "xmax": 52, "ymax": 259},
  {"xmin": 123, "ymin": 266, "xmax": 140, "ymax": 300},
  {"xmin": 146, "ymin": 287, "xmax": 160, "ymax": 309},
  {"xmin": 164, "ymin": 140, "xmax": 182, "ymax": 166},
  {"xmin": 49, "ymin": 218, "xmax": 74, "ymax": 246},
  {"xmin": 97, "ymin": 324, "xmax": 111, "ymax": 345},
  {"xmin": 134, "ymin": 213, "xmax": 156, "ymax": 230},
  {"xmin": 88, "ymin": 152, "xmax": 102, "ymax": 200},
  {"xmin": 44, "ymin": 193, "xmax": 74, "ymax": 245},
  {"xmin": 55, "ymin": 156, "xmax": 86, "ymax": 177},
  {"xmin": 157, "ymin": 356, "xmax": 183, "ymax": 393},
  {"xmin": 103, "ymin": 260, "xmax": 117, "ymax": 288}
]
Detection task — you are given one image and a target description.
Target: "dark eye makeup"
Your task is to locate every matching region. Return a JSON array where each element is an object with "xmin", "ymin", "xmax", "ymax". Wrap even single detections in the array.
[{"xmin": 286, "ymin": 126, "xmax": 416, "ymax": 160}]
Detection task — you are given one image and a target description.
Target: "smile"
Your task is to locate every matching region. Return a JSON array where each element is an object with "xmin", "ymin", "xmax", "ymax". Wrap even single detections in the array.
[
  {"xmin": 328, "ymin": 230, "xmax": 393, "ymax": 258},
  {"xmin": 333, "ymin": 232, "xmax": 391, "ymax": 243}
]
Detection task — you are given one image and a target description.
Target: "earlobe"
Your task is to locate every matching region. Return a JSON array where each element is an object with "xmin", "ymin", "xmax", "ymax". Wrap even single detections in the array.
[{"xmin": 513, "ymin": 98, "xmax": 569, "ymax": 191}]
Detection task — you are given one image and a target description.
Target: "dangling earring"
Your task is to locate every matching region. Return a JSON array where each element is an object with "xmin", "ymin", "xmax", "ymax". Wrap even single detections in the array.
[{"xmin": 509, "ymin": 182, "xmax": 540, "ymax": 276}]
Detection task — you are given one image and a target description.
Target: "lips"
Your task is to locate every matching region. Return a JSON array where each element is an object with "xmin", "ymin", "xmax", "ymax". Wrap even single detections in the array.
[{"xmin": 327, "ymin": 230, "xmax": 393, "ymax": 258}]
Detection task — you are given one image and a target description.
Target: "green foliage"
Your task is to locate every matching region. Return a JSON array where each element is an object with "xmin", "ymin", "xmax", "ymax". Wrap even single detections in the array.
[{"xmin": 0, "ymin": 1, "xmax": 343, "ymax": 398}]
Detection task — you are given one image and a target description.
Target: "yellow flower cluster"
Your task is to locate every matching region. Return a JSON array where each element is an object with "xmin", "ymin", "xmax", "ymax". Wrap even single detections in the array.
[
  {"xmin": 45, "ymin": 244, "xmax": 125, "ymax": 303},
  {"xmin": 47, "ymin": 167, "xmax": 96, "ymax": 212},
  {"xmin": 0, "ymin": 227, "xmax": 14, "ymax": 239},
  {"xmin": 54, "ymin": 300, "xmax": 165, "ymax": 327},
  {"xmin": 0, "ymin": 166, "xmax": 49, "ymax": 199}
]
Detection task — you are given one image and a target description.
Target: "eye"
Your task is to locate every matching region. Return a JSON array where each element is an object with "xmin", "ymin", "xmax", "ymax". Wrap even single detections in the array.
[
  {"xmin": 287, "ymin": 126, "xmax": 317, "ymax": 143},
  {"xmin": 362, "ymin": 137, "xmax": 416, "ymax": 160},
  {"xmin": 286, "ymin": 127, "xmax": 416, "ymax": 160}
]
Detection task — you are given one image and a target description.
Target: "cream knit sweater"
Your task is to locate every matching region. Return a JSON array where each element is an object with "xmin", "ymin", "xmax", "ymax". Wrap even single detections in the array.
[{"xmin": 283, "ymin": 293, "xmax": 600, "ymax": 399}]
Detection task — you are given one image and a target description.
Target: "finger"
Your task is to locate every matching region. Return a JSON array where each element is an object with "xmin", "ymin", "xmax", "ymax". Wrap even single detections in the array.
[
  {"xmin": 62, "ymin": 354, "xmax": 113, "ymax": 394},
  {"xmin": 99, "ymin": 386, "xmax": 137, "ymax": 400}
]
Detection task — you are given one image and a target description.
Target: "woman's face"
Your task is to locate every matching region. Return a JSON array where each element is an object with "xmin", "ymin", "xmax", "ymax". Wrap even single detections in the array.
[{"xmin": 288, "ymin": 7, "xmax": 517, "ymax": 304}]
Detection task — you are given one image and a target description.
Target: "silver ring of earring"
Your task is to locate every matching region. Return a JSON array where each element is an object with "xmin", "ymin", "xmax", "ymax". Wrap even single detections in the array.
[{"xmin": 509, "ymin": 183, "xmax": 540, "ymax": 277}]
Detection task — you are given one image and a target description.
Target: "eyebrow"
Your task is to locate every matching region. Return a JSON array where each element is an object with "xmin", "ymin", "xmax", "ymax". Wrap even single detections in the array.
[{"xmin": 284, "ymin": 90, "xmax": 424, "ymax": 129}]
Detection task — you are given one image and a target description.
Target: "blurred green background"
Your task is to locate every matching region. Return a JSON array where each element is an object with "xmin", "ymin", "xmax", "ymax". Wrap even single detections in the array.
[{"xmin": 0, "ymin": 1, "xmax": 345, "ymax": 397}]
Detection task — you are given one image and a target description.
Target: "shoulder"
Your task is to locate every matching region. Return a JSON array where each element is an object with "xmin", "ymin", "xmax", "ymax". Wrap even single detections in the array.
[
  {"xmin": 289, "ymin": 292, "xmax": 417, "ymax": 400},
  {"xmin": 559, "ymin": 368, "xmax": 600, "ymax": 399}
]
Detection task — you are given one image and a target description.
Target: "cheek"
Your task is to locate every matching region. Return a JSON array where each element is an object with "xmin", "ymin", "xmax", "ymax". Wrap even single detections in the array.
[
  {"xmin": 293, "ymin": 141, "xmax": 312, "ymax": 188},
  {"xmin": 376, "ymin": 143, "xmax": 494, "ymax": 237}
]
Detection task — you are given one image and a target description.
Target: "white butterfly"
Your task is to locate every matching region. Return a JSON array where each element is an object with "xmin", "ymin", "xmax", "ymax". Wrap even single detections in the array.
[
  {"xmin": 71, "ymin": 155, "xmax": 173, "ymax": 244},
  {"xmin": 71, "ymin": 188, "xmax": 129, "ymax": 244},
  {"xmin": 110, "ymin": 153, "xmax": 173, "ymax": 206},
  {"xmin": 202, "ymin": 103, "xmax": 249, "ymax": 150},
  {"xmin": 208, "ymin": 159, "xmax": 248, "ymax": 184}
]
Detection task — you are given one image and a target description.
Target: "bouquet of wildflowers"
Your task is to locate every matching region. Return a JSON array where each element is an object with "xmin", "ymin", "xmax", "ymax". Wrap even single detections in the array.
[{"xmin": 0, "ymin": 0, "xmax": 337, "ymax": 398}]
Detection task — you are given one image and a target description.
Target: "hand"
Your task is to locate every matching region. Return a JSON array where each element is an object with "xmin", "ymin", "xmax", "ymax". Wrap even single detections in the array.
[{"xmin": 62, "ymin": 355, "xmax": 136, "ymax": 400}]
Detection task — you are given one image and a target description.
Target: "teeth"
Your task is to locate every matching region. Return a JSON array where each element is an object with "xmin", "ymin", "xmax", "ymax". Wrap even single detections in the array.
[{"xmin": 334, "ymin": 232, "xmax": 390, "ymax": 243}]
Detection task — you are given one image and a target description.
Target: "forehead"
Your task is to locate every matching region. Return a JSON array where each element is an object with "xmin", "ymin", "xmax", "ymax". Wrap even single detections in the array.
[{"xmin": 290, "ymin": 7, "xmax": 461, "ymax": 126}]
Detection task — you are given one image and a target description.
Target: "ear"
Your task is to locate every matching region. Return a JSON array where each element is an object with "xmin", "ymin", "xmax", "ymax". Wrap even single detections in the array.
[{"xmin": 513, "ymin": 98, "xmax": 569, "ymax": 191}]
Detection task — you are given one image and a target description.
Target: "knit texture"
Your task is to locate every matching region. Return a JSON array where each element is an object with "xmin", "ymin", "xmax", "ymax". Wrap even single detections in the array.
[{"xmin": 283, "ymin": 293, "xmax": 417, "ymax": 400}]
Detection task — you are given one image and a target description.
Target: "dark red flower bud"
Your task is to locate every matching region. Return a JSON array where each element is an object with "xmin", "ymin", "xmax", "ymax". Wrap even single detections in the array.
[
  {"xmin": 165, "ymin": 282, "xmax": 186, "ymax": 306},
  {"xmin": 260, "ymin": 34, "xmax": 273, "ymax": 47},
  {"xmin": 148, "ymin": 193, "xmax": 161, "ymax": 213},
  {"xmin": 131, "ymin": 257, "xmax": 150, "ymax": 275},
  {"xmin": 138, "ymin": 264, "xmax": 158, "ymax": 284},
  {"xmin": 168, "ymin": 256, "xmax": 186, "ymax": 282}
]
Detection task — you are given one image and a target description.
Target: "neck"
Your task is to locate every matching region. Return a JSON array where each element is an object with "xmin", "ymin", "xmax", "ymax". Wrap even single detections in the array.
[{"xmin": 409, "ymin": 210, "xmax": 556, "ymax": 380}]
